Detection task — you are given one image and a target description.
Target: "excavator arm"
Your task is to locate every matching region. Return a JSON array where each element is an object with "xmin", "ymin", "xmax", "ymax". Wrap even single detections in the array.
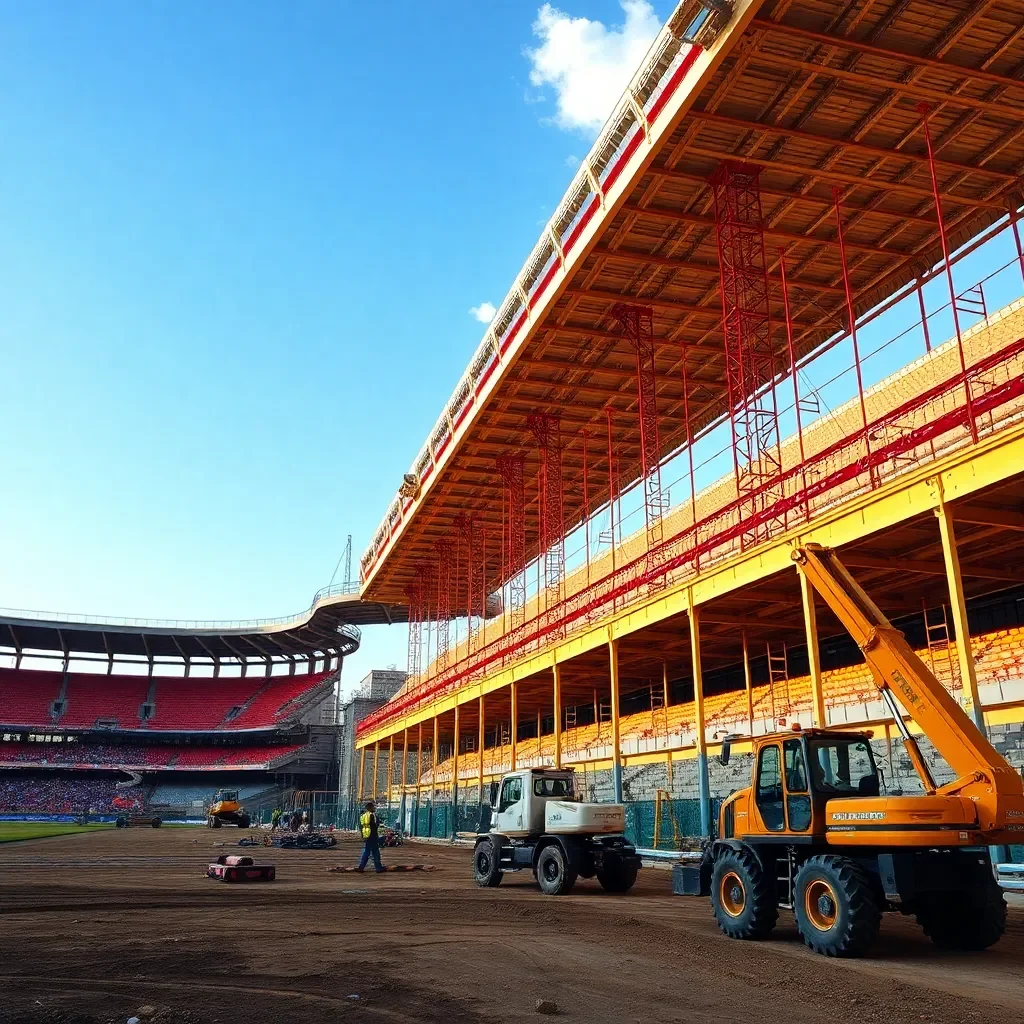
[{"xmin": 793, "ymin": 545, "xmax": 1023, "ymax": 829}]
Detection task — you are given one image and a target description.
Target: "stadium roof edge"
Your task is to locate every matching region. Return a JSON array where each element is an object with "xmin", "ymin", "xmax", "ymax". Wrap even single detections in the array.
[{"xmin": 0, "ymin": 585, "xmax": 407, "ymax": 664}]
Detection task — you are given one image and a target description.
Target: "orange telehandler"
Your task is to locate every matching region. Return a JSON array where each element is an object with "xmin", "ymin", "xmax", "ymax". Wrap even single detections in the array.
[{"xmin": 699, "ymin": 544, "xmax": 1024, "ymax": 957}]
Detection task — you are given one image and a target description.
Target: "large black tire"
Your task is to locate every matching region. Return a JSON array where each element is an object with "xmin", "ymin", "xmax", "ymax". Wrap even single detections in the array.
[
  {"xmin": 536, "ymin": 844, "xmax": 577, "ymax": 896},
  {"xmin": 916, "ymin": 878, "xmax": 1007, "ymax": 951},
  {"xmin": 597, "ymin": 858, "xmax": 638, "ymax": 894},
  {"xmin": 212, "ymin": 817, "xmax": 222, "ymax": 829},
  {"xmin": 473, "ymin": 839, "xmax": 503, "ymax": 888},
  {"xmin": 793, "ymin": 855, "xmax": 881, "ymax": 958},
  {"xmin": 237, "ymin": 814, "xmax": 250, "ymax": 829},
  {"xmin": 115, "ymin": 817, "xmax": 127, "ymax": 829},
  {"xmin": 711, "ymin": 847, "xmax": 778, "ymax": 940},
  {"xmin": 150, "ymin": 817, "xmax": 161, "ymax": 828}
]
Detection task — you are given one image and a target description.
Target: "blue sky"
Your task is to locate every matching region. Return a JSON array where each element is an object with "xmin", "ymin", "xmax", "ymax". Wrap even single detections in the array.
[
  {"xmin": 0, "ymin": 1, "xmax": 673, "ymax": 686},
  {"xmin": 1, "ymin": 2, "xmax": 1020, "ymax": 691}
]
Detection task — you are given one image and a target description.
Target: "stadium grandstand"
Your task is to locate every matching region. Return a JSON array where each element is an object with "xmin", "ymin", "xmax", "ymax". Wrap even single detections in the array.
[
  {"xmin": 348, "ymin": 0, "xmax": 1024, "ymax": 862},
  {"xmin": 0, "ymin": 583, "xmax": 406, "ymax": 822}
]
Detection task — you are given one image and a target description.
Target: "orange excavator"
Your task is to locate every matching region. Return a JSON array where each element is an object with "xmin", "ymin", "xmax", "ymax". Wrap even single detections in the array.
[{"xmin": 702, "ymin": 544, "xmax": 1024, "ymax": 957}]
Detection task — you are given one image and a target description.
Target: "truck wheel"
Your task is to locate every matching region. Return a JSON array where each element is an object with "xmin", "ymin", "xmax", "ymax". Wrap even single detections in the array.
[
  {"xmin": 597, "ymin": 859, "xmax": 638, "ymax": 894},
  {"xmin": 916, "ymin": 878, "xmax": 1006, "ymax": 950},
  {"xmin": 151, "ymin": 817, "xmax": 161, "ymax": 828},
  {"xmin": 794, "ymin": 855, "xmax": 880, "ymax": 958},
  {"xmin": 238, "ymin": 815, "xmax": 250, "ymax": 829},
  {"xmin": 473, "ymin": 839, "xmax": 503, "ymax": 888},
  {"xmin": 536, "ymin": 844, "xmax": 577, "ymax": 896},
  {"xmin": 212, "ymin": 817, "xmax": 222, "ymax": 829},
  {"xmin": 711, "ymin": 847, "xmax": 777, "ymax": 940}
]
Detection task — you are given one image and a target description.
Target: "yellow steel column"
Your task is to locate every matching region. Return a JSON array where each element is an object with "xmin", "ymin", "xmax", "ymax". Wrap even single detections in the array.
[
  {"xmin": 662, "ymin": 661, "xmax": 673, "ymax": 789},
  {"xmin": 609, "ymin": 638, "xmax": 622, "ymax": 803},
  {"xmin": 742, "ymin": 630, "xmax": 754, "ymax": 736},
  {"xmin": 936, "ymin": 501, "xmax": 986, "ymax": 730},
  {"xmin": 415, "ymin": 721, "xmax": 423, "ymax": 828},
  {"xmin": 432, "ymin": 715, "xmax": 439, "ymax": 785},
  {"xmin": 386, "ymin": 733, "xmax": 394, "ymax": 807},
  {"xmin": 799, "ymin": 568, "xmax": 826, "ymax": 728},
  {"xmin": 372, "ymin": 741, "xmax": 380, "ymax": 804},
  {"xmin": 689, "ymin": 600, "xmax": 711, "ymax": 837},
  {"xmin": 536, "ymin": 709, "xmax": 542, "ymax": 762},
  {"xmin": 358, "ymin": 746, "xmax": 366, "ymax": 801},
  {"xmin": 452, "ymin": 704, "xmax": 460, "ymax": 812},
  {"xmin": 510, "ymin": 681, "xmax": 518, "ymax": 771},
  {"xmin": 478, "ymin": 694, "xmax": 486, "ymax": 803},
  {"xmin": 553, "ymin": 663, "xmax": 562, "ymax": 770},
  {"xmin": 401, "ymin": 727, "xmax": 409, "ymax": 795}
]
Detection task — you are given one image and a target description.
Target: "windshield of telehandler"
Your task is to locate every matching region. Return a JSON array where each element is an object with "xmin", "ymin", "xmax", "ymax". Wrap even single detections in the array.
[{"xmin": 807, "ymin": 738, "xmax": 879, "ymax": 797}]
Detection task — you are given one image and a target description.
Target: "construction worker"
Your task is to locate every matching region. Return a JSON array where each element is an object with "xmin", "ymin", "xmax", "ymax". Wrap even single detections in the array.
[
  {"xmin": 271, "ymin": 807, "xmax": 281, "ymax": 830},
  {"xmin": 356, "ymin": 800, "xmax": 385, "ymax": 873}
]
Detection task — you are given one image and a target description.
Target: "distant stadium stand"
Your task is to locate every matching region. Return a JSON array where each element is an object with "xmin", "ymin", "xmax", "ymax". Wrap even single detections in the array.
[
  {"xmin": 0, "ymin": 741, "xmax": 306, "ymax": 772},
  {"xmin": 0, "ymin": 668, "xmax": 335, "ymax": 733}
]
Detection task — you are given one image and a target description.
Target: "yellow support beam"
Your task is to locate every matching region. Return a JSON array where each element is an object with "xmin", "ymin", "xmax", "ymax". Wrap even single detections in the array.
[
  {"xmin": 553, "ymin": 663, "xmax": 562, "ymax": 770},
  {"xmin": 689, "ymin": 598, "xmax": 711, "ymax": 837},
  {"xmin": 609, "ymin": 638, "xmax": 622, "ymax": 803},
  {"xmin": 510, "ymin": 680, "xmax": 518, "ymax": 771},
  {"xmin": 358, "ymin": 746, "xmax": 365, "ymax": 802},
  {"xmin": 935, "ymin": 497, "xmax": 985, "ymax": 730},
  {"xmin": 401, "ymin": 727, "xmax": 409, "ymax": 797},
  {"xmin": 386, "ymin": 734, "xmax": 394, "ymax": 807},
  {"xmin": 432, "ymin": 716, "xmax": 439, "ymax": 795},
  {"xmin": 742, "ymin": 630, "xmax": 754, "ymax": 736},
  {"xmin": 453, "ymin": 704, "xmax": 460, "ymax": 804},
  {"xmin": 372, "ymin": 741, "xmax": 380, "ymax": 804},
  {"xmin": 478, "ymin": 694, "xmax": 485, "ymax": 802},
  {"xmin": 799, "ymin": 566, "xmax": 826, "ymax": 728}
]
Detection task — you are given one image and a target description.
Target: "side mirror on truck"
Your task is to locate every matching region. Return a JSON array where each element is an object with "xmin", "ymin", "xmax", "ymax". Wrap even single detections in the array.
[
  {"xmin": 718, "ymin": 733, "xmax": 741, "ymax": 766},
  {"xmin": 488, "ymin": 781, "xmax": 499, "ymax": 807}
]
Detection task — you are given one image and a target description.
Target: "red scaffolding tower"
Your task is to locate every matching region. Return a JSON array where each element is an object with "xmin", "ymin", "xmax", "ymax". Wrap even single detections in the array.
[
  {"xmin": 496, "ymin": 454, "xmax": 527, "ymax": 631},
  {"xmin": 711, "ymin": 161, "xmax": 783, "ymax": 549}
]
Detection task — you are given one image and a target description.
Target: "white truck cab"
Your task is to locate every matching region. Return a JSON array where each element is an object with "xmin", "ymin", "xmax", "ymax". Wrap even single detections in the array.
[{"xmin": 474, "ymin": 767, "xmax": 640, "ymax": 896}]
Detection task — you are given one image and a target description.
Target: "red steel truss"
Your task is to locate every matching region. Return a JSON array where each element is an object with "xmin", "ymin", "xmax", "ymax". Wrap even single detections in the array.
[
  {"xmin": 364, "ymin": 326, "xmax": 1024, "ymax": 732},
  {"xmin": 496, "ymin": 454, "xmax": 526, "ymax": 633},
  {"xmin": 527, "ymin": 413, "xmax": 565, "ymax": 607},
  {"xmin": 711, "ymin": 161, "xmax": 783, "ymax": 549},
  {"xmin": 404, "ymin": 580, "xmax": 424, "ymax": 679},
  {"xmin": 433, "ymin": 541, "xmax": 453, "ymax": 671},
  {"xmin": 612, "ymin": 304, "xmax": 666, "ymax": 560}
]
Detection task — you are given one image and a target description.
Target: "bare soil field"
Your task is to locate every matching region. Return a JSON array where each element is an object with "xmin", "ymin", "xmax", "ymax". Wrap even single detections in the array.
[{"xmin": 1, "ymin": 827, "xmax": 1022, "ymax": 1024}]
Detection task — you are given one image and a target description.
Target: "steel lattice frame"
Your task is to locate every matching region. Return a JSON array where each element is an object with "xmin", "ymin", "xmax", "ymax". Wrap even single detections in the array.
[
  {"xmin": 433, "ymin": 540, "xmax": 453, "ymax": 671},
  {"xmin": 404, "ymin": 577, "xmax": 424, "ymax": 679},
  {"xmin": 612, "ymin": 303, "xmax": 666, "ymax": 561},
  {"xmin": 711, "ymin": 161, "xmax": 783, "ymax": 549},
  {"xmin": 496, "ymin": 454, "xmax": 526, "ymax": 630},
  {"xmin": 528, "ymin": 412, "xmax": 565, "ymax": 606}
]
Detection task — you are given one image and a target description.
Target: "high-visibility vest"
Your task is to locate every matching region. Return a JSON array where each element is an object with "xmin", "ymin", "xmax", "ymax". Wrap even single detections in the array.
[{"xmin": 359, "ymin": 811, "xmax": 373, "ymax": 839}]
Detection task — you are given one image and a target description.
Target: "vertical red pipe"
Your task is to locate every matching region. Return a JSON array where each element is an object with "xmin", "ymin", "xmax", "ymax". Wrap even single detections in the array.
[
  {"xmin": 778, "ymin": 249, "xmax": 809, "ymax": 524},
  {"xmin": 1013, "ymin": 212, "xmax": 1024, "ymax": 286},
  {"xmin": 582, "ymin": 431, "xmax": 591, "ymax": 586},
  {"xmin": 605, "ymin": 407, "xmax": 616, "ymax": 578},
  {"xmin": 832, "ymin": 188, "xmax": 875, "ymax": 486},
  {"xmin": 777, "ymin": 249, "xmax": 806, "ymax": 468},
  {"xmin": 918, "ymin": 103, "xmax": 977, "ymax": 444},
  {"xmin": 917, "ymin": 279, "xmax": 932, "ymax": 353},
  {"xmin": 680, "ymin": 346, "xmax": 699, "ymax": 574}
]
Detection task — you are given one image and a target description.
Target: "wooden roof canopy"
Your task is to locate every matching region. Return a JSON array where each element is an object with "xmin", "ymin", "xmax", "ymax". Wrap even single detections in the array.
[{"xmin": 361, "ymin": 0, "xmax": 1024, "ymax": 606}]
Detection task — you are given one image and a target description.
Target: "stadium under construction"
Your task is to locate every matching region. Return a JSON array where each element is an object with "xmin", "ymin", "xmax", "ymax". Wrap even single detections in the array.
[{"xmin": 351, "ymin": 0, "xmax": 1024, "ymax": 856}]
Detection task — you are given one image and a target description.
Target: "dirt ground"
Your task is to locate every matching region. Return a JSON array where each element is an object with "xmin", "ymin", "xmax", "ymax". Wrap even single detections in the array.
[{"xmin": 1, "ymin": 828, "xmax": 1022, "ymax": 1024}]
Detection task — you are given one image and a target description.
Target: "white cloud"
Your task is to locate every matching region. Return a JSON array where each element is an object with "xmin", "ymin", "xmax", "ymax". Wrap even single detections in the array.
[
  {"xmin": 469, "ymin": 301, "xmax": 497, "ymax": 324},
  {"xmin": 525, "ymin": 1, "xmax": 662, "ymax": 135}
]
